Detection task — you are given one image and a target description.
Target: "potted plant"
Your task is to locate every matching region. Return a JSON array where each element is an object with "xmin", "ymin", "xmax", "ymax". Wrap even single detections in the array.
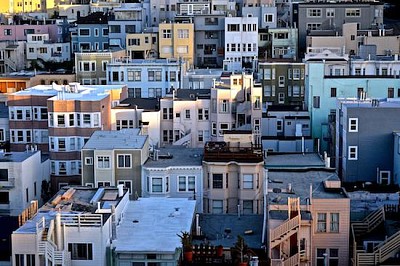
[
  {"xmin": 233, "ymin": 235, "xmax": 250, "ymax": 266},
  {"xmin": 177, "ymin": 231, "xmax": 193, "ymax": 262}
]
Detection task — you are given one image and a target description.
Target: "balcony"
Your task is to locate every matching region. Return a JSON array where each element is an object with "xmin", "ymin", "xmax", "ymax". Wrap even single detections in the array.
[{"xmin": 203, "ymin": 141, "xmax": 263, "ymax": 163}]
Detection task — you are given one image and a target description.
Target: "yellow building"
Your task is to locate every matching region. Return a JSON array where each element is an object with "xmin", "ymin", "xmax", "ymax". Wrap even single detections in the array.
[
  {"xmin": 126, "ymin": 32, "xmax": 158, "ymax": 59},
  {"xmin": 159, "ymin": 22, "xmax": 194, "ymax": 68},
  {"xmin": 7, "ymin": 0, "xmax": 57, "ymax": 14}
]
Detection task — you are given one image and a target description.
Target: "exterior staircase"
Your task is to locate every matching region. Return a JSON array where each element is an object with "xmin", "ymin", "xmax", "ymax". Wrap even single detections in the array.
[{"xmin": 352, "ymin": 207, "xmax": 385, "ymax": 238}]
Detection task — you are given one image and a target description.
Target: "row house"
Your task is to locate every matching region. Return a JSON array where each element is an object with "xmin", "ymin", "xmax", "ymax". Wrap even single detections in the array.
[
  {"xmin": 59, "ymin": 4, "xmax": 90, "ymax": 21},
  {"xmin": 259, "ymin": 60, "xmax": 305, "ymax": 107},
  {"xmin": 336, "ymin": 98, "xmax": 400, "ymax": 185},
  {"xmin": 26, "ymin": 33, "xmax": 71, "ymax": 64},
  {"xmin": 142, "ymin": 147, "xmax": 203, "ymax": 211},
  {"xmin": 0, "ymin": 24, "xmax": 59, "ymax": 43},
  {"xmin": 265, "ymin": 153, "xmax": 350, "ymax": 266},
  {"xmin": 224, "ymin": 16, "xmax": 258, "ymax": 71},
  {"xmin": 11, "ymin": 186, "xmax": 130, "ymax": 266},
  {"xmin": 158, "ymin": 22, "xmax": 195, "ymax": 68},
  {"xmin": 126, "ymin": 31, "xmax": 158, "ymax": 60},
  {"xmin": 203, "ymin": 133, "xmax": 264, "ymax": 214},
  {"xmin": 106, "ymin": 58, "xmax": 184, "ymax": 99},
  {"xmin": 90, "ymin": 0, "xmax": 121, "ymax": 13},
  {"xmin": 149, "ymin": 0, "xmax": 178, "ymax": 27},
  {"xmin": 8, "ymin": 82, "xmax": 128, "ymax": 192},
  {"xmin": 81, "ymin": 129, "xmax": 149, "ymax": 198},
  {"xmin": 211, "ymin": 72, "xmax": 262, "ymax": 144},
  {"xmin": 0, "ymin": 41, "xmax": 26, "ymax": 74},
  {"xmin": 160, "ymin": 89, "xmax": 211, "ymax": 148}
]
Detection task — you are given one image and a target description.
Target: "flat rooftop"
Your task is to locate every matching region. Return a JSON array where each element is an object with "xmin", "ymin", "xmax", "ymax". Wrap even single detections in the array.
[
  {"xmin": 265, "ymin": 153, "xmax": 326, "ymax": 169},
  {"xmin": 114, "ymin": 197, "xmax": 196, "ymax": 253},
  {"xmin": 0, "ymin": 151, "xmax": 39, "ymax": 163},
  {"xmin": 340, "ymin": 98, "xmax": 400, "ymax": 109},
  {"xmin": 144, "ymin": 147, "xmax": 203, "ymax": 168},
  {"xmin": 83, "ymin": 129, "xmax": 148, "ymax": 150},
  {"xmin": 195, "ymin": 214, "xmax": 263, "ymax": 249}
]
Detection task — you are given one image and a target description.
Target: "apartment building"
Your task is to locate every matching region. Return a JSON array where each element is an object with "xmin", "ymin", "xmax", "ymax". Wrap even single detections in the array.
[
  {"xmin": 210, "ymin": 72, "xmax": 262, "ymax": 144},
  {"xmin": 126, "ymin": 32, "xmax": 158, "ymax": 60},
  {"xmin": 224, "ymin": 16, "xmax": 258, "ymax": 71},
  {"xmin": 0, "ymin": 24, "xmax": 59, "ymax": 43},
  {"xmin": 71, "ymin": 12, "xmax": 110, "ymax": 53},
  {"xmin": 194, "ymin": 14, "xmax": 225, "ymax": 68},
  {"xmin": 59, "ymin": 4, "xmax": 90, "ymax": 21},
  {"xmin": 297, "ymin": 1, "xmax": 384, "ymax": 55},
  {"xmin": 81, "ymin": 129, "xmax": 149, "ymax": 198},
  {"xmin": 11, "ymin": 185, "xmax": 130, "ymax": 266},
  {"xmin": 203, "ymin": 132, "xmax": 264, "ymax": 214},
  {"xmin": 158, "ymin": 22, "xmax": 195, "ymax": 68},
  {"xmin": 149, "ymin": 0, "xmax": 177, "ymax": 26},
  {"xmin": 26, "ymin": 33, "xmax": 71, "ymax": 64},
  {"xmin": 142, "ymin": 147, "xmax": 203, "ymax": 211},
  {"xmin": 335, "ymin": 98, "xmax": 400, "ymax": 185},
  {"xmin": 160, "ymin": 89, "xmax": 211, "ymax": 148},
  {"xmin": 106, "ymin": 58, "xmax": 183, "ymax": 98},
  {"xmin": 265, "ymin": 153, "xmax": 350, "ymax": 266},
  {"xmin": 0, "ymin": 41, "xmax": 26, "ymax": 74},
  {"xmin": 259, "ymin": 61, "xmax": 305, "ymax": 107},
  {"xmin": 74, "ymin": 49, "xmax": 126, "ymax": 85}
]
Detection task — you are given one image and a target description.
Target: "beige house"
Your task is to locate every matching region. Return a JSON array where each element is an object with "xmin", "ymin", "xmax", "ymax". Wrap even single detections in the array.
[
  {"xmin": 159, "ymin": 22, "xmax": 195, "ymax": 68},
  {"xmin": 203, "ymin": 132, "xmax": 264, "ymax": 214},
  {"xmin": 126, "ymin": 32, "xmax": 158, "ymax": 59},
  {"xmin": 266, "ymin": 153, "xmax": 350, "ymax": 266},
  {"xmin": 74, "ymin": 49, "xmax": 125, "ymax": 85}
]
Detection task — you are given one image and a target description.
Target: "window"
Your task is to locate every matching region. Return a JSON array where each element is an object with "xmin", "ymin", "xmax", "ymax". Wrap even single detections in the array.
[
  {"xmin": 58, "ymin": 138, "xmax": 66, "ymax": 151},
  {"xmin": 178, "ymin": 176, "xmax": 195, "ymax": 192},
  {"xmin": 117, "ymin": 154, "xmax": 131, "ymax": 168},
  {"xmin": 148, "ymin": 70, "xmax": 162, "ymax": 81},
  {"xmin": 276, "ymin": 120, "xmax": 283, "ymax": 132},
  {"xmin": 219, "ymin": 123, "xmax": 229, "ymax": 136},
  {"xmin": 307, "ymin": 23, "xmax": 321, "ymax": 30},
  {"xmin": 185, "ymin": 110, "xmax": 190, "ymax": 119},
  {"xmin": 265, "ymin": 14, "xmax": 274, "ymax": 22},
  {"xmin": 162, "ymin": 29, "xmax": 171, "ymax": 38},
  {"xmin": 349, "ymin": 118, "xmax": 358, "ymax": 132},
  {"xmin": 330, "ymin": 213, "xmax": 339, "ymax": 232},
  {"xmin": 4, "ymin": 29, "xmax": 12, "ymax": 36},
  {"xmin": 348, "ymin": 146, "xmax": 358, "ymax": 160},
  {"xmin": 388, "ymin": 87, "xmax": 394, "ymax": 98},
  {"xmin": 212, "ymin": 200, "xmax": 223, "ymax": 214},
  {"xmin": 346, "ymin": 8, "xmax": 360, "ymax": 17},
  {"xmin": 278, "ymin": 93, "xmax": 285, "ymax": 104},
  {"xmin": 313, "ymin": 96, "xmax": 320, "ymax": 108},
  {"xmin": 212, "ymin": 174, "xmax": 223, "ymax": 189},
  {"xmin": 212, "ymin": 122, "xmax": 217, "ymax": 136},
  {"xmin": 0, "ymin": 191, "xmax": 9, "ymax": 204},
  {"xmin": 326, "ymin": 8, "xmax": 335, "ymax": 17},
  {"xmin": 0, "ymin": 169, "xmax": 8, "ymax": 181},
  {"xmin": 379, "ymin": 171, "xmax": 390, "ymax": 185},
  {"xmin": 118, "ymin": 180, "xmax": 132, "ymax": 194},
  {"xmin": 57, "ymin": 115, "xmax": 65, "ymax": 127},
  {"xmin": 278, "ymin": 76, "xmax": 285, "ymax": 87},
  {"xmin": 83, "ymin": 114, "xmax": 91, "ymax": 126},
  {"xmin": 220, "ymin": 99, "xmax": 229, "ymax": 113},
  {"xmin": 254, "ymin": 96, "xmax": 261, "ymax": 109},
  {"xmin": 85, "ymin": 157, "xmax": 93, "ymax": 165},
  {"xmin": 98, "ymin": 181, "xmax": 111, "ymax": 187},
  {"xmin": 307, "ymin": 8, "xmax": 321, "ymax": 17},
  {"xmin": 243, "ymin": 174, "xmax": 253, "ymax": 189},
  {"xmin": 227, "ymin": 24, "xmax": 240, "ymax": 31},
  {"xmin": 205, "ymin": 17, "xmax": 218, "ymax": 25},
  {"xmin": 79, "ymin": 29, "xmax": 90, "ymax": 36},
  {"xmin": 330, "ymin": 88, "xmax": 337, "ymax": 97},
  {"xmin": 178, "ymin": 29, "xmax": 189, "ymax": 38},
  {"xmin": 152, "ymin": 177, "xmax": 163, "ymax": 193},
  {"xmin": 97, "ymin": 156, "xmax": 110, "ymax": 168},
  {"xmin": 127, "ymin": 70, "xmax": 141, "ymax": 81},
  {"xmin": 68, "ymin": 243, "xmax": 93, "ymax": 260},
  {"xmin": 243, "ymin": 200, "xmax": 253, "ymax": 214},
  {"xmin": 317, "ymin": 213, "xmax": 327, "ymax": 232},
  {"xmin": 317, "ymin": 248, "xmax": 339, "ymax": 266},
  {"xmin": 316, "ymin": 248, "xmax": 326, "ymax": 266},
  {"xmin": 109, "ymin": 25, "xmax": 121, "ymax": 33}
]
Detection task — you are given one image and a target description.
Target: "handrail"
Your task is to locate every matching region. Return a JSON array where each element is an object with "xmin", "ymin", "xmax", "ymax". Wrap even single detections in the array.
[
  {"xmin": 284, "ymin": 252, "xmax": 299, "ymax": 266},
  {"xmin": 270, "ymin": 215, "xmax": 300, "ymax": 243}
]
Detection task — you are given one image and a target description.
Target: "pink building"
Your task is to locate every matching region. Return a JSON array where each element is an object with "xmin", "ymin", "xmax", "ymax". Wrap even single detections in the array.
[{"xmin": 0, "ymin": 24, "xmax": 59, "ymax": 42}]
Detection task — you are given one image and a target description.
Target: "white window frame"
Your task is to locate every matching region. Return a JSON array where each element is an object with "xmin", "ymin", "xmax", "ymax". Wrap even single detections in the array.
[
  {"xmin": 242, "ymin": 174, "xmax": 253, "ymax": 189},
  {"xmin": 117, "ymin": 154, "xmax": 132, "ymax": 168},
  {"xmin": 348, "ymin": 118, "xmax": 358, "ymax": 132},
  {"xmin": 97, "ymin": 156, "xmax": 111, "ymax": 169},
  {"xmin": 118, "ymin": 180, "xmax": 132, "ymax": 194},
  {"xmin": 379, "ymin": 171, "xmax": 390, "ymax": 185},
  {"xmin": 346, "ymin": 8, "xmax": 361, "ymax": 17},
  {"xmin": 178, "ymin": 175, "xmax": 196, "ymax": 192},
  {"xmin": 307, "ymin": 8, "xmax": 322, "ymax": 17},
  {"xmin": 348, "ymin": 146, "xmax": 358, "ymax": 160},
  {"xmin": 85, "ymin": 157, "xmax": 93, "ymax": 165}
]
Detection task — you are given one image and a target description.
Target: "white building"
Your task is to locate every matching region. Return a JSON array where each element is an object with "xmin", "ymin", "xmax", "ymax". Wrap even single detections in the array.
[
  {"xmin": 26, "ymin": 34, "xmax": 71, "ymax": 64},
  {"xmin": 11, "ymin": 186, "xmax": 130, "ymax": 266},
  {"xmin": 0, "ymin": 150, "xmax": 49, "ymax": 216},
  {"xmin": 224, "ymin": 16, "xmax": 258, "ymax": 71}
]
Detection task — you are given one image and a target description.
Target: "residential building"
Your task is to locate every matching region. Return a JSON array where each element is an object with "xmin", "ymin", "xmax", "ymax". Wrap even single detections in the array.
[
  {"xmin": 160, "ymin": 89, "xmax": 210, "ymax": 148},
  {"xmin": 0, "ymin": 75, "xmax": 34, "ymax": 96},
  {"xmin": 111, "ymin": 97, "xmax": 161, "ymax": 148},
  {"xmin": 203, "ymin": 133, "xmax": 264, "ymax": 214},
  {"xmin": 176, "ymin": 0, "xmax": 211, "ymax": 17},
  {"xmin": 71, "ymin": 12, "xmax": 110, "ymax": 53},
  {"xmin": 26, "ymin": 33, "xmax": 71, "ymax": 64},
  {"xmin": 350, "ymin": 54, "xmax": 400, "ymax": 76},
  {"xmin": 149, "ymin": 0, "xmax": 177, "ymax": 26},
  {"xmin": 142, "ymin": 147, "xmax": 203, "ymax": 211},
  {"xmin": 297, "ymin": 1, "xmax": 384, "ymax": 55},
  {"xmin": 259, "ymin": 60, "xmax": 305, "ymax": 107},
  {"xmin": 306, "ymin": 59, "xmax": 400, "ymax": 153},
  {"xmin": 0, "ymin": 103, "xmax": 9, "ymax": 147},
  {"xmin": 106, "ymin": 58, "xmax": 183, "ymax": 98},
  {"xmin": 0, "ymin": 41, "xmax": 26, "ymax": 74},
  {"xmin": 182, "ymin": 68, "xmax": 223, "ymax": 90},
  {"xmin": 0, "ymin": 24, "xmax": 59, "ymax": 43},
  {"xmin": 75, "ymin": 49, "xmax": 126, "ymax": 85},
  {"xmin": 58, "ymin": 4, "xmax": 90, "ymax": 21},
  {"xmin": 335, "ymin": 98, "xmax": 400, "ymax": 184},
  {"xmin": 126, "ymin": 32, "xmax": 158, "ymax": 59},
  {"xmin": 108, "ymin": 3, "xmax": 146, "ymax": 49},
  {"xmin": 242, "ymin": 3, "xmax": 277, "ymax": 30},
  {"xmin": 113, "ymin": 198, "xmax": 196, "ymax": 266},
  {"xmin": 267, "ymin": 28, "xmax": 298, "ymax": 59},
  {"xmin": 265, "ymin": 153, "xmax": 350, "ymax": 266},
  {"xmin": 81, "ymin": 129, "xmax": 149, "ymax": 198},
  {"xmin": 211, "ymin": 72, "xmax": 262, "ymax": 144},
  {"xmin": 393, "ymin": 132, "xmax": 400, "ymax": 186},
  {"xmin": 224, "ymin": 16, "xmax": 258, "ymax": 71},
  {"xmin": 11, "ymin": 185, "xmax": 130, "ymax": 266},
  {"xmin": 194, "ymin": 14, "xmax": 225, "ymax": 68},
  {"xmin": 90, "ymin": 0, "xmax": 122, "ymax": 13},
  {"xmin": 159, "ymin": 22, "xmax": 195, "ymax": 68}
]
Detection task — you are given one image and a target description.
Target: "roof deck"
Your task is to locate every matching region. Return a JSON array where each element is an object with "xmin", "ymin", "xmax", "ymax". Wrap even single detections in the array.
[{"xmin": 203, "ymin": 141, "xmax": 263, "ymax": 163}]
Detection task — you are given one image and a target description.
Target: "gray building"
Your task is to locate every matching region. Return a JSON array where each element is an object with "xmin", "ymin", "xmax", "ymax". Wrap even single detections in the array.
[
  {"xmin": 81, "ymin": 129, "xmax": 149, "ymax": 198},
  {"xmin": 297, "ymin": 1, "xmax": 384, "ymax": 55},
  {"xmin": 336, "ymin": 98, "xmax": 400, "ymax": 184}
]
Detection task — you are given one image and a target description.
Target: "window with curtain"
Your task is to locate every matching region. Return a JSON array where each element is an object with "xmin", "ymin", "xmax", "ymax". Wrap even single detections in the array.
[
  {"xmin": 330, "ymin": 213, "xmax": 339, "ymax": 232},
  {"xmin": 317, "ymin": 213, "xmax": 327, "ymax": 232}
]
